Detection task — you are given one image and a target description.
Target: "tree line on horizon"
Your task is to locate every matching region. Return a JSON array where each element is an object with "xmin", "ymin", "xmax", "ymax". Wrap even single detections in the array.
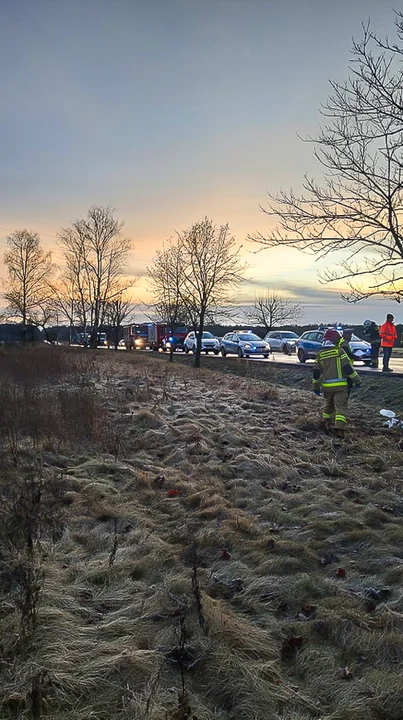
[
  {"xmin": 1, "ymin": 209, "xmax": 302, "ymax": 365},
  {"xmin": 2, "ymin": 10, "xmax": 403, "ymax": 364}
]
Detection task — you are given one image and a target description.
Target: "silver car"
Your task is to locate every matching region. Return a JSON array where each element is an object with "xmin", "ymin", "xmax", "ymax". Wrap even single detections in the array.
[
  {"xmin": 220, "ymin": 331, "xmax": 271, "ymax": 358},
  {"xmin": 184, "ymin": 331, "xmax": 220, "ymax": 354},
  {"xmin": 264, "ymin": 330, "xmax": 299, "ymax": 353}
]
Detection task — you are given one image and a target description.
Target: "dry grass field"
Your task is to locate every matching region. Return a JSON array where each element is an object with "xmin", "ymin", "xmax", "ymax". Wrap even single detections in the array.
[{"xmin": 1, "ymin": 345, "xmax": 403, "ymax": 720}]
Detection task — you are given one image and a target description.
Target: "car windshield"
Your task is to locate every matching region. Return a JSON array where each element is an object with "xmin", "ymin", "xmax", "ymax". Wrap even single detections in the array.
[
  {"xmin": 280, "ymin": 332, "xmax": 298, "ymax": 338},
  {"xmin": 202, "ymin": 332, "xmax": 215, "ymax": 339},
  {"xmin": 351, "ymin": 334, "xmax": 364, "ymax": 342},
  {"xmin": 239, "ymin": 333, "xmax": 261, "ymax": 341}
]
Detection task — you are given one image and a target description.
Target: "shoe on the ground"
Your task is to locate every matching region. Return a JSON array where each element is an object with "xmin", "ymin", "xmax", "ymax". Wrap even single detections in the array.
[
  {"xmin": 320, "ymin": 420, "xmax": 332, "ymax": 434},
  {"xmin": 333, "ymin": 429, "xmax": 345, "ymax": 440},
  {"xmin": 371, "ymin": 363, "xmax": 379, "ymax": 369},
  {"xmin": 382, "ymin": 368, "xmax": 393, "ymax": 372}
]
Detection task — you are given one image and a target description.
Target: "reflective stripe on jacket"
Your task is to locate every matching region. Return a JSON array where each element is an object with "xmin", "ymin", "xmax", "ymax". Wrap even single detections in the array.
[
  {"xmin": 312, "ymin": 346, "xmax": 360, "ymax": 390},
  {"xmin": 379, "ymin": 321, "xmax": 397, "ymax": 348}
]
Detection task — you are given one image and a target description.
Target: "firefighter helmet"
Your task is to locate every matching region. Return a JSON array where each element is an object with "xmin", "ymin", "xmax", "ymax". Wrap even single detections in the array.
[
  {"xmin": 323, "ymin": 329, "xmax": 341, "ymax": 345},
  {"xmin": 363, "ymin": 319, "xmax": 372, "ymax": 327}
]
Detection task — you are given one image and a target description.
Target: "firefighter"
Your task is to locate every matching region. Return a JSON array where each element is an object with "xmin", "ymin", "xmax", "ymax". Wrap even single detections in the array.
[
  {"xmin": 339, "ymin": 328, "xmax": 355, "ymax": 396},
  {"xmin": 362, "ymin": 319, "xmax": 380, "ymax": 368},
  {"xmin": 339, "ymin": 328, "xmax": 354, "ymax": 362},
  {"xmin": 379, "ymin": 314, "xmax": 397, "ymax": 372},
  {"xmin": 313, "ymin": 328, "xmax": 361, "ymax": 438}
]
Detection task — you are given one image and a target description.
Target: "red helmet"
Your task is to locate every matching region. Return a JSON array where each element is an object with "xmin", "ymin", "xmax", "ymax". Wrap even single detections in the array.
[{"xmin": 323, "ymin": 329, "xmax": 341, "ymax": 345}]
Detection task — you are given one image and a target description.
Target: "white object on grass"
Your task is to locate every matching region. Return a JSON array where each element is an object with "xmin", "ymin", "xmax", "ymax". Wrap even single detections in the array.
[
  {"xmin": 383, "ymin": 418, "xmax": 399, "ymax": 428},
  {"xmin": 380, "ymin": 409, "xmax": 396, "ymax": 418}
]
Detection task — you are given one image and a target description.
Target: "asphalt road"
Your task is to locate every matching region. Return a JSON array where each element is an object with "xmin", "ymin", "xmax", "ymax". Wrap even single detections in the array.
[
  {"xmin": 172, "ymin": 349, "xmax": 403, "ymax": 376},
  {"xmin": 229, "ymin": 351, "xmax": 403, "ymax": 375}
]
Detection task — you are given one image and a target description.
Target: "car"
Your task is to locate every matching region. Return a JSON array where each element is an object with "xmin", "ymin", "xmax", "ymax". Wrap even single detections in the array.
[
  {"xmin": 220, "ymin": 331, "xmax": 271, "ymax": 358},
  {"xmin": 184, "ymin": 331, "xmax": 220, "ymax": 354},
  {"xmin": 296, "ymin": 330, "xmax": 372, "ymax": 365},
  {"xmin": 264, "ymin": 330, "xmax": 299, "ymax": 353}
]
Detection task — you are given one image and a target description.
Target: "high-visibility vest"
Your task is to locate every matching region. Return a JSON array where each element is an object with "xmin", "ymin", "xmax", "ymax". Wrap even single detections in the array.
[{"xmin": 379, "ymin": 321, "xmax": 397, "ymax": 347}]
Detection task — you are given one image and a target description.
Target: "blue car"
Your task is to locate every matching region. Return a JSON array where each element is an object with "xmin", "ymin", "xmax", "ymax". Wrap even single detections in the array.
[{"xmin": 296, "ymin": 330, "xmax": 372, "ymax": 365}]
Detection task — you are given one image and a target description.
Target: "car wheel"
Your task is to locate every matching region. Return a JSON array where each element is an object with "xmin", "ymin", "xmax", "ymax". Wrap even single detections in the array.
[
  {"xmin": 237, "ymin": 347, "xmax": 244, "ymax": 358},
  {"xmin": 263, "ymin": 354, "xmax": 269, "ymax": 359},
  {"xmin": 297, "ymin": 348, "xmax": 306, "ymax": 363},
  {"xmin": 214, "ymin": 350, "xmax": 219, "ymax": 355},
  {"xmin": 221, "ymin": 347, "xmax": 226, "ymax": 357},
  {"xmin": 193, "ymin": 347, "xmax": 197, "ymax": 354},
  {"xmin": 184, "ymin": 346, "xmax": 189, "ymax": 354},
  {"xmin": 205, "ymin": 350, "xmax": 209, "ymax": 354}
]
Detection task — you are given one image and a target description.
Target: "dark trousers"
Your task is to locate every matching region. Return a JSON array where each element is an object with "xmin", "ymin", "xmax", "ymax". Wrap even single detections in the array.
[
  {"xmin": 371, "ymin": 341, "xmax": 380, "ymax": 368},
  {"xmin": 382, "ymin": 345, "xmax": 393, "ymax": 370}
]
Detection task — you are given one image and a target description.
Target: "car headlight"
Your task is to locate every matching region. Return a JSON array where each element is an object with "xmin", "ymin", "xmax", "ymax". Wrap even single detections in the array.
[
  {"xmin": 244, "ymin": 343, "xmax": 251, "ymax": 349},
  {"xmin": 135, "ymin": 339, "xmax": 141, "ymax": 345}
]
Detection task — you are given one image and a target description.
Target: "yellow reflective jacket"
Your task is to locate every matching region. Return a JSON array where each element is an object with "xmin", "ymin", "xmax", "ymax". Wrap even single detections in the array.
[{"xmin": 313, "ymin": 345, "xmax": 360, "ymax": 390}]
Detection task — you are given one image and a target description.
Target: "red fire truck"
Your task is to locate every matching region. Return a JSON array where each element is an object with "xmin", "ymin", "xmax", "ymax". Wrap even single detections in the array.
[
  {"xmin": 123, "ymin": 323, "xmax": 151, "ymax": 350},
  {"xmin": 123, "ymin": 323, "xmax": 188, "ymax": 351},
  {"xmin": 150, "ymin": 323, "xmax": 188, "ymax": 352}
]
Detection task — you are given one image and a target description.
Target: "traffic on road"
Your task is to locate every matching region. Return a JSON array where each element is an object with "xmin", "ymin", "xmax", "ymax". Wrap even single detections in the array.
[{"xmin": 78, "ymin": 319, "xmax": 403, "ymax": 376}]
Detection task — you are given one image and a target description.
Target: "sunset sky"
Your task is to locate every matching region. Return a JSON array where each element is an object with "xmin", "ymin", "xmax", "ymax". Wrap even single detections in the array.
[{"xmin": 0, "ymin": 0, "xmax": 399, "ymax": 324}]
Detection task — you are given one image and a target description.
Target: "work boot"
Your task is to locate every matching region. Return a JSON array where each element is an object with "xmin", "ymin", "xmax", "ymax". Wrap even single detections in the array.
[
  {"xmin": 320, "ymin": 420, "xmax": 332, "ymax": 434},
  {"xmin": 382, "ymin": 368, "xmax": 393, "ymax": 373},
  {"xmin": 333, "ymin": 428, "xmax": 345, "ymax": 440},
  {"xmin": 371, "ymin": 362, "xmax": 379, "ymax": 369}
]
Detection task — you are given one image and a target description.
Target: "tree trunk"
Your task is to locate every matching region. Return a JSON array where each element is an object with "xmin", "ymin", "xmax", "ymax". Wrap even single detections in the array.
[
  {"xmin": 194, "ymin": 312, "xmax": 205, "ymax": 369},
  {"xmin": 43, "ymin": 326, "xmax": 51, "ymax": 343}
]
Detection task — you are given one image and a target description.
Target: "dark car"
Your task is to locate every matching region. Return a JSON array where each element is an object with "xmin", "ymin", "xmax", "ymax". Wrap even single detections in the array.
[
  {"xmin": 296, "ymin": 330, "xmax": 372, "ymax": 365},
  {"xmin": 220, "ymin": 331, "xmax": 271, "ymax": 358}
]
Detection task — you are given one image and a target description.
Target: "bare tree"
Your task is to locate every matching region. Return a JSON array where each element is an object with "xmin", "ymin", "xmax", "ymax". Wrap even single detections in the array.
[
  {"xmin": 247, "ymin": 289, "xmax": 302, "ymax": 330},
  {"xmin": 104, "ymin": 287, "xmax": 136, "ymax": 350},
  {"xmin": 148, "ymin": 243, "xmax": 190, "ymax": 362},
  {"xmin": 174, "ymin": 217, "xmax": 246, "ymax": 368},
  {"xmin": 51, "ymin": 275, "xmax": 81, "ymax": 344},
  {"xmin": 252, "ymin": 12, "xmax": 403, "ymax": 303},
  {"xmin": 3, "ymin": 230, "xmax": 54, "ymax": 335},
  {"xmin": 58, "ymin": 207, "xmax": 132, "ymax": 347}
]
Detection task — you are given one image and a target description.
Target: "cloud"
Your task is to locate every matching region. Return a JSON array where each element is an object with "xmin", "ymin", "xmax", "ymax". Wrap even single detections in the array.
[{"xmin": 241, "ymin": 278, "xmax": 342, "ymax": 303}]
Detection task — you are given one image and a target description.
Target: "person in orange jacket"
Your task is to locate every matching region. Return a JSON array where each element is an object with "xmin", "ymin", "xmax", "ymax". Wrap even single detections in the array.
[{"xmin": 379, "ymin": 314, "xmax": 397, "ymax": 372}]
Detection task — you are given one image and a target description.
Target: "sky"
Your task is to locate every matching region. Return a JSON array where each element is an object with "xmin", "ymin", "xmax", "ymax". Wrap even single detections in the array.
[{"xmin": 0, "ymin": 0, "xmax": 400, "ymax": 324}]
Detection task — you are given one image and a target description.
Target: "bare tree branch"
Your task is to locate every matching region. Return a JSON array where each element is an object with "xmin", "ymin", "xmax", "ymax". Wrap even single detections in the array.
[
  {"xmin": 246, "ymin": 289, "xmax": 302, "ymax": 331},
  {"xmin": 251, "ymin": 11, "xmax": 403, "ymax": 302}
]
